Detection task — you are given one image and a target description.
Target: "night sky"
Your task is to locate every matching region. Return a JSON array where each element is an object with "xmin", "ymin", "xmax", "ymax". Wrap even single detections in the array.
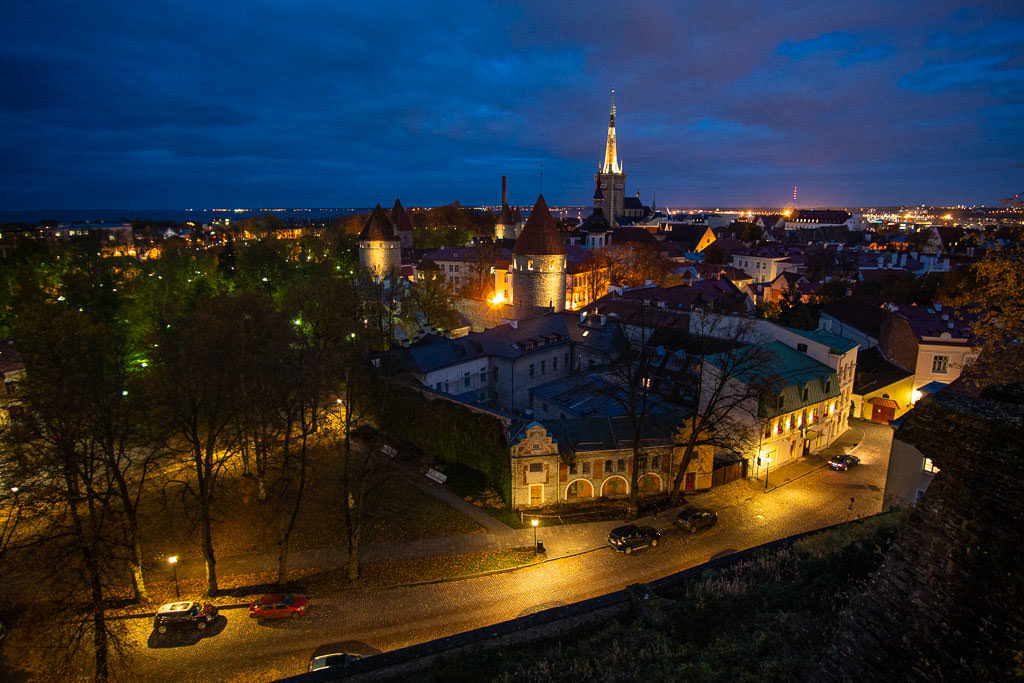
[{"xmin": 2, "ymin": 1, "xmax": 1022, "ymax": 211}]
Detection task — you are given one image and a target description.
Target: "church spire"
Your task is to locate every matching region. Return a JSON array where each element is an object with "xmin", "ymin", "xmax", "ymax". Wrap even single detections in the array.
[{"xmin": 602, "ymin": 89, "xmax": 620, "ymax": 174}]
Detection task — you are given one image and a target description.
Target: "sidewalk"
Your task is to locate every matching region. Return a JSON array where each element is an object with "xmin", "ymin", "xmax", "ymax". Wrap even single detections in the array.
[{"xmin": 155, "ymin": 430, "xmax": 866, "ymax": 585}]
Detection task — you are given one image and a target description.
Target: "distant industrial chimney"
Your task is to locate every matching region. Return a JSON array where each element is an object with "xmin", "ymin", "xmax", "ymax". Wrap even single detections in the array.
[{"xmin": 502, "ymin": 176, "xmax": 508, "ymax": 205}]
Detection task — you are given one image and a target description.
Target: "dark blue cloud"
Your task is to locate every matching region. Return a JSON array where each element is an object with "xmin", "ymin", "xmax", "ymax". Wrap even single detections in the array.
[{"xmin": 1, "ymin": 0, "xmax": 1022, "ymax": 210}]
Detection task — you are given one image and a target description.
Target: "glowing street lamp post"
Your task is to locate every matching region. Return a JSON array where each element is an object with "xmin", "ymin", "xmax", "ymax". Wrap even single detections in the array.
[
  {"xmin": 532, "ymin": 519, "xmax": 539, "ymax": 554},
  {"xmin": 168, "ymin": 556, "xmax": 180, "ymax": 598}
]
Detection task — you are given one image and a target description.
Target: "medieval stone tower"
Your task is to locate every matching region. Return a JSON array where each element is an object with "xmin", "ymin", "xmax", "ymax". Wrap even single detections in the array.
[
  {"xmin": 494, "ymin": 175, "xmax": 522, "ymax": 241},
  {"xmin": 358, "ymin": 204, "xmax": 401, "ymax": 279},
  {"xmin": 390, "ymin": 198, "xmax": 414, "ymax": 251},
  {"xmin": 594, "ymin": 90, "xmax": 625, "ymax": 226},
  {"xmin": 512, "ymin": 194, "xmax": 567, "ymax": 319}
]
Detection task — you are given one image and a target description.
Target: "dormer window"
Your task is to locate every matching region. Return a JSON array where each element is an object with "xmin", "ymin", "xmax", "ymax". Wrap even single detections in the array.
[
  {"xmin": 824, "ymin": 380, "xmax": 831, "ymax": 394},
  {"xmin": 777, "ymin": 395, "xmax": 785, "ymax": 410},
  {"xmin": 797, "ymin": 343, "xmax": 808, "ymax": 353},
  {"xmin": 802, "ymin": 387, "xmax": 809, "ymax": 402}
]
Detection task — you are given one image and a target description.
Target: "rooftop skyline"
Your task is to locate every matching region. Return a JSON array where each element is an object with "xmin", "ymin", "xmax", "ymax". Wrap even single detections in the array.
[{"xmin": 2, "ymin": 1, "xmax": 1022, "ymax": 211}]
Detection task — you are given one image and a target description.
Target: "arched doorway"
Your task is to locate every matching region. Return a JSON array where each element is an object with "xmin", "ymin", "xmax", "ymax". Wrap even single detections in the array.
[
  {"xmin": 566, "ymin": 479, "xmax": 594, "ymax": 500},
  {"xmin": 638, "ymin": 473, "xmax": 661, "ymax": 493},
  {"xmin": 601, "ymin": 476, "xmax": 628, "ymax": 498}
]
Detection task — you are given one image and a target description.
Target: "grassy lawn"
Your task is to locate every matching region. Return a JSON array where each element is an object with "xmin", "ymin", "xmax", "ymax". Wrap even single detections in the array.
[{"xmin": 136, "ymin": 439, "xmax": 484, "ymax": 567}]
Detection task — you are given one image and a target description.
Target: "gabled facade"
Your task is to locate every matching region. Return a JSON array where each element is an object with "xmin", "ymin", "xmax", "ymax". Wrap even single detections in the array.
[
  {"xmin": 509, "ymin": 416, "xmax": 713, "ymax": 508},
  {"xmin": 878, "ymin": 303, "xmax": 978, "ymax": 392}
]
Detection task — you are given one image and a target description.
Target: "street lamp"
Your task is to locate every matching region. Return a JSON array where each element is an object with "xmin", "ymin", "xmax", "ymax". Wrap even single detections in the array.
[
  {"xmin": 168, "ymin": 556, "xmax": 180, "ymax": 598},
  {"xmin": 531, "ymin": 519, "xmax": 539, "ymax": 553}
]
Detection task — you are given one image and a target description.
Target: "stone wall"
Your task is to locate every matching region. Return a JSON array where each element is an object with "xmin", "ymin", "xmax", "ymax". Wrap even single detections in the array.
[
  {"xmin": 512, "ymin": 254, "xmax": 566, "ymax": 318},
  {"xmin": 815, "ymin": 387, "xmax": 1024, "ymax": 681}
]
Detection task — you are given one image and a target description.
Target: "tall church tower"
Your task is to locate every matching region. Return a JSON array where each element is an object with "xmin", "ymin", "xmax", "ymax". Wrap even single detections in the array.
[
  {"xmin": 358, "ymin": 204, "xmax": 401, "ymax": 280},
  {"xmin": 594, "ymin": 89, "xmax": 626, "ymax": 226},
  {"xmin": 512, "ymin": 195, "xmax": 567, "ymax": 319}
]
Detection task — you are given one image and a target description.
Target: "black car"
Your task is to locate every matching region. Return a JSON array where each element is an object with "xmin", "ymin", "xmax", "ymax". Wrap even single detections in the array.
[
  {"xmin": 675, "ymin": 508, "xmax": 718, "ymax": 533},
  {"xmin": 608, "ymin": 525, "xmax": 660, "ymax": 554},
  {"xmin": 827, "ymin": 454, "xmax": 860, "ymax": 471},
  {"xmin": 153, "ymin": 601, "xmax": 218, "ymax": 634}
]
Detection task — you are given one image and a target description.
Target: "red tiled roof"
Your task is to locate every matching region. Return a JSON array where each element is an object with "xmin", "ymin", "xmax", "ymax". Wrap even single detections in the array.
[
  {"xmin": 391, "ymin": 199, "xmax": 414, "ymax": 233},
  {"xmin": 513, "ymin": 195, "xmax": 567, "ymax": 256},
  {"xmin": 359, "ymin": 204, "xmax": 397, "ymax": 241}
]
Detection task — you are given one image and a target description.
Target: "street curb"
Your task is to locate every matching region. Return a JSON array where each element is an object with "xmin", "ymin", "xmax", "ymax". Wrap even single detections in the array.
[{"xmin": 383, "ymin": 544, "xmax": 609, "ymax": 590}]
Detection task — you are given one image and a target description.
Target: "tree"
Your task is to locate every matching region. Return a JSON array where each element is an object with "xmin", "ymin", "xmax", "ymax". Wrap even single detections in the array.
[
  {"xmin": 592, "ymin": 303, "xmax": 664, "ymax": 512},
  {"xmin": 8, "ymin": 306, "xmax": 134, "ymax": 680},
  {"xmin": 668, "ymin": 313, "xmax": 777, "ymax": 504},
  {"xmin": 407, "ymin": 274, "xmax": 460, "ymax": 331},
  {"xmin": 952, "ymin": 245, "xmax": 1024, "ymax": 387},
  {"xmin": 150, "ymin": 294, "xmax": 246, "ymax": 595},
  {"xmin": 271, "ymin": 278, "xmax": 357, "ymax": 585}
]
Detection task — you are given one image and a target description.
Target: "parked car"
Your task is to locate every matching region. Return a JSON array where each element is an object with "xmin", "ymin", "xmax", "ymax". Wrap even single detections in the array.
[
  {"xmin": 608, "ymin": 525, "xmax": 660, "ymax": 554},
  {"xmin": 675, "ymin": 508, "xmax": 718, "ymax": 533},
  {"xmin": 309, "ymin": 652, "xmax": 362, "ymax": 672},
  {"xmin": 828, "ymin": 454, "xmax": 860, "ymax": 471},
  {"xmin": 249, "ymin": 594, "xmax": 309, "ymax": 619},
  {"xmin": 153, "ymin": 601, "xmax": 218, "ymax": 634}
]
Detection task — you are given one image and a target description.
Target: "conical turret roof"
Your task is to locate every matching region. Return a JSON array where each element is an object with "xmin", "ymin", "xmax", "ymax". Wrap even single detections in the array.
[
  {"xmin": 513, "ymin": 195, "xmax": 567, "ymax": 255},
  {"xmin": 497, "ymin": 202, "xmax": 516, "ymax": 226},
  {"xmin": 359, "ymin": 204, "xmax": 397, "ymax": 241},
  {"xmin": 391, "ymin": 199, "xmax": 413, "ymax": 233}
]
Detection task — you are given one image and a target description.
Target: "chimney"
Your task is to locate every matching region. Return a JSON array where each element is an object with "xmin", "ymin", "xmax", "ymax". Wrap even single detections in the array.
[{"xmin": 502, "ymin": 176, "xmax": 507, "ymax": 206}]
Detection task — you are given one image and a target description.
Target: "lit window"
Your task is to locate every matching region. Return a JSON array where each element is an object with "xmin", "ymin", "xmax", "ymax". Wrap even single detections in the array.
[
  {"xmin": 932, "ymin": 355, "xmax": 949, "ymax": 374},
  {"xmin": 923, "ymin": 457, "xmax": 940, "ymax": 474}
]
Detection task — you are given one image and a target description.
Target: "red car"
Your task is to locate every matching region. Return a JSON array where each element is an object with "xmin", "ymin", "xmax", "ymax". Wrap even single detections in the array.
[{"xmin": 248, "ymin": 594, "xmax": 309, "ymax": 619}]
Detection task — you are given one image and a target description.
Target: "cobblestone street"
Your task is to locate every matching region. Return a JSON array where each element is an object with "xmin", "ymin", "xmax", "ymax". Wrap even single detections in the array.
[{"xmin": 127, "ymin": 420, "xmax": 893, "ymax": 680}]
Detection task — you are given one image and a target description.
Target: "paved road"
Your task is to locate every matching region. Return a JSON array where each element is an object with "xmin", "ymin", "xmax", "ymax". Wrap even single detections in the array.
[{"xmin": 125, "ymin": 420, "xmax": 893, "ymax": 681}]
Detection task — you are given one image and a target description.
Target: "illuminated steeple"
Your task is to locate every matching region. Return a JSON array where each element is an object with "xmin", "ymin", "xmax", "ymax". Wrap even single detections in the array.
[
  {"xmin": 602, "ymin": 89, "xmax": 621, "ymax": 174},
  {"xmin": 594, "ymin": 89, "xmax": 626, "ymax": 226}
]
